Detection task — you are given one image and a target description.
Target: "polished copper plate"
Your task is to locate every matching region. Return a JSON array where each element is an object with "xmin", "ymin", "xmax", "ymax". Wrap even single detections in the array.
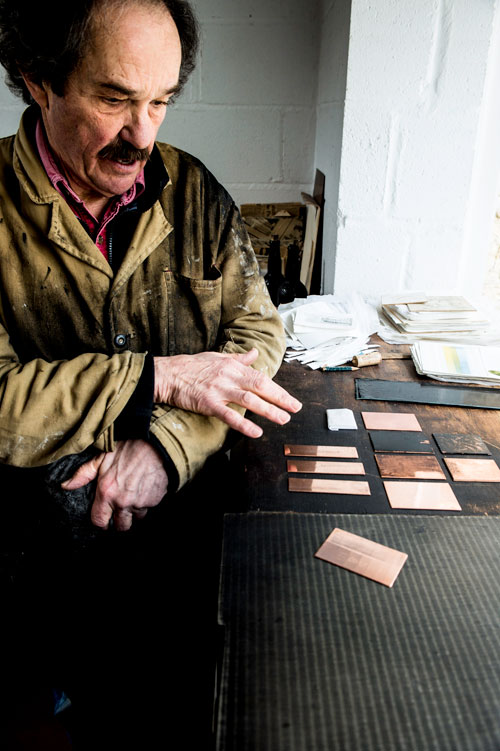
[
  {"xmin": 288, "ymin": 478, "xmax": 370, "ymax": 495},
  {"xmin": 314, "ymin": 527, "xmax": 408, "ymax": 587},
  {"xmin": 361, "ymin": 411, "xmax": 422, "ymax": 431},
  {"xmin": 383, "ymin": 481, "xmax": 461, "ymax": 511},
  {"xmin": 287, "ymin": 460, "xmax": 365, "ymax": 475},
  {"xmin": 284, "ymin": 444, "xmax": 359, "ymax": 458},
  {"xmin": 375, "ymin": 454, "xmax": 445, "ymax": 480},
  {"xmin": 443, "ymin": 457, "xmax": 500, "ymax": 482}
]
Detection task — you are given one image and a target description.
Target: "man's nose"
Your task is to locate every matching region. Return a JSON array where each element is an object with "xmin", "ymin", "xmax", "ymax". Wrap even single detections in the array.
[{"xmin": 120, "ymin": 106, "xmax": 156, "ymax": 150}]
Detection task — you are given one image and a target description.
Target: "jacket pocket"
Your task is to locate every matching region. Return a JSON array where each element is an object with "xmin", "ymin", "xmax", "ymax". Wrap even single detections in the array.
[{"xmin": 165, "ymin": 269, "xmax": 222, "ymax": 355}]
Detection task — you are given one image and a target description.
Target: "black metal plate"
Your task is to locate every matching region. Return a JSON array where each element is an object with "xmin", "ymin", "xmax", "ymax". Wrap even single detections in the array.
[
  {"xmin": 369, "ymin": 431, "xmax": 433, "ymax": 453},
  {"xmin": 355, "ymin": 378, "xmax": 500, "ymax": 409},
  {"xmin": 433, "ymin": 433, "xmax": 491, "ymax": 455}
]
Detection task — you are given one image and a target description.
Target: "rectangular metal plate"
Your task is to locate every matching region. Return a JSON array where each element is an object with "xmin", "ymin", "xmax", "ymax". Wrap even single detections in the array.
[
  {"xmin": 355, "ymin": 378, "xmax": 500, "ymax": 410},
  {"xmin": 284, "ymin": 444, "xmax": 359, "ymax": 458},
  {"xmin": 369, "ymin": 431, "xmax": 433, "ymax": 453},
  {"xmin": 314, "ymin": 527, "xmax": 408, "ymax": 587},
  {"xmin": 433, "ymin": 433, "xmax": 491, "ymax": 455},
  {"xmin": 362, "ymin": 411, "xmax": 422, "ymax": 431},
  {"xmin": 287, "ymin": 460, "xmax": 365, "ymax": 475},
  {"xmin": 444, "ymin": 457, "xmax": 500, "ymax": 482},
  {"xmin": 383, "ymin": 481, "xmax": 462, "ymax": 511},
  {"xmin": 375, "ymin": 454, "xmax": 446, "ymax": 480},
  {"xmin": 288, "ymin": 478, "xmax": 371, "ymax": 495}
]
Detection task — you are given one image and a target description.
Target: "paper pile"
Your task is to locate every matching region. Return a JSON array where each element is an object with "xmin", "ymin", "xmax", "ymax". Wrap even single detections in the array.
[
  {"xmin": 378, "ymin": 293, "xmax": 500, "ymax": 346},
  {"xmin": 279, "ymin": 293, "xmax": 379, "ymax": 369},
  {"xmin": 411, "ymin": 341, "xmax": 500, "ymax": 385}
]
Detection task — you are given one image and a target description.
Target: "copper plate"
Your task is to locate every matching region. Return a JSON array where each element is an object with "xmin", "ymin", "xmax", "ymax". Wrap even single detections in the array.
[
  {"xmin": 284, "ymin": 444, "xmax": 359, "ymax": 458},
  {"xmin": 361, "ymin": 411, "xmax": 422, "ymax": 431},
  {"xmin": 287, "ymin": 460, "xmax": 365, "ymax": 475},
  {"xmin": 288, "ymin": 478, "xmax": 370, "ymax": 495},
  {"xmin": 384, "ymin": 481, "xmax": 461, "ymax": 511},
  {"xmin": 314, "ymin": 527, "xmax": 408, "ymax": 587},
  {"xmin": 375, "ymin": 454, "xmax": 445, "ymax": 479},
  {"xmin": 444, "ymin": 457, "xmax": 500, "ymax": 482}
]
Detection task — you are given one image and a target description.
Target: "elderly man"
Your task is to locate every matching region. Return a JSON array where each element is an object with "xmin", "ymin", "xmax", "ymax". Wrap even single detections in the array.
[{"xmin": 0, "ymin": 0, "xmax": 300, "ymax": 746}]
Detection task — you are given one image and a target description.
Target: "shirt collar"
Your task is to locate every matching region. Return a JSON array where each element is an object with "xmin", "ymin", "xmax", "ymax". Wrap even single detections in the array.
[{"xmin": 35, "ymin": 118, "xmax": 146, "ymax": 215}]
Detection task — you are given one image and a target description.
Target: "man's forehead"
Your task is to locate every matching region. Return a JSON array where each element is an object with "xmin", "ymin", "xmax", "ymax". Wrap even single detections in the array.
[{"xmin": 76, "ymin": 4, "xmax": 182, "ymax": 93}]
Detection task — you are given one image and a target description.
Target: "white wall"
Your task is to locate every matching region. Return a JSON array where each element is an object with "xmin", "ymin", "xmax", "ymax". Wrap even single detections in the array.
[
  {"xmin": 314, "ymin": 0, "xmax": 351, "ymax": 293},
  {"xmin": 0, "ymin": 0, "xmax": 498, "ymax": 300},
  {"xmin": 329, "ymin": 0, "xmax": 500, "ymax": 299},
  {"xmin": 159, "ymin": 0, "xmax": 320, "ymax": 205}
]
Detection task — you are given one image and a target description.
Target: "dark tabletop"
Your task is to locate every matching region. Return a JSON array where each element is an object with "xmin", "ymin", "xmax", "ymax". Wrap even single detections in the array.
[{"xmin": 234, "ymin": 351, "xmax": 500, "ymax": 515}]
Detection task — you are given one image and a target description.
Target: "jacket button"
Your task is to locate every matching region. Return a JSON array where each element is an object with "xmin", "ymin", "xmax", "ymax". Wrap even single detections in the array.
[{"xmin": 114, "ymin": 333, "xmax": 127, "ymax": 347}]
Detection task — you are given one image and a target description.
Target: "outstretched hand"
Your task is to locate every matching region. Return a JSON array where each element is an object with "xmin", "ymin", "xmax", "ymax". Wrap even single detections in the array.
[
  {"xmin": 153, "ymin": 347, "xmax": 302, "ymax": 437},
  {"xmin": 61, "ymin": 439, "xmax": 168, "ymax": 531}
]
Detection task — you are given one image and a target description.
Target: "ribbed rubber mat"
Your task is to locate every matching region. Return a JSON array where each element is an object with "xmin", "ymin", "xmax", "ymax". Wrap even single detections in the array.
[{"xmin": 217, "ymin": 513, "xmax": 500, "ymax": 751}]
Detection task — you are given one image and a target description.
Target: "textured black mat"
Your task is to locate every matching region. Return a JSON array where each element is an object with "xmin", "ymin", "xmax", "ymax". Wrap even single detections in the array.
[{"xmin": 217, "ymin": 513, "xmax": 500, "ymax": 751}]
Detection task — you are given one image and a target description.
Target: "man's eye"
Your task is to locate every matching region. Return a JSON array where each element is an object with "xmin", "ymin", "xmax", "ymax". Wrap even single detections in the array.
[
  {"xmin": 103, "ymin": 97, "xmax": 125, "ymax": 105},
  {"xmin": 152, "ymin": 100, "xmax": 168, "ymax": 108}
]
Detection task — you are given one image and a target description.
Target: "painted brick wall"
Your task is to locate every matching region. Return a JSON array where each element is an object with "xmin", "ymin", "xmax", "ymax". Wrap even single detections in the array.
[
  {"xmin": 162, "ymin": 0, "xmax": 320, "ymax": 205},
  {"xmin": 0, "ymin": 0, "xmax": 320, "ymax": 209}
]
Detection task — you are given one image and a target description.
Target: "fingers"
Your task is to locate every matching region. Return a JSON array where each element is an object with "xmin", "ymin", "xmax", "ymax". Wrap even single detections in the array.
[
  {"xmin": 216, "ymin": 404, "xmax": 264, "ymax": 438},
  {"xmin": 242, "ymin": 368, "xmax": 302, "ymax": 413},
  {"xmin": 90, "ymin": 497, "xmax": 114, "ymax": 529},
  {"xmin": 87, "ymin": 441, "xmax": 167, "ymax": 531},
  {"xmin": 91, "ymin": 499, "xmax": 149, "ymax": 531},
  {"xmin": 61, "ymin": 454, "xmax": 104, "ymax": 490}
]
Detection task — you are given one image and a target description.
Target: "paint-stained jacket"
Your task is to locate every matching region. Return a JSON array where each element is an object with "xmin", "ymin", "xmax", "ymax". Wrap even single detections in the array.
[{"xmin": 0, "ymin": 109, "xmax": 285, "ymax": 490}]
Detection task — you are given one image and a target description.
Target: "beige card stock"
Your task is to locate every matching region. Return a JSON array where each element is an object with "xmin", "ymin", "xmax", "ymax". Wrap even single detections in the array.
[{"xmin": 314, "ymin": 527, "xmax": 408, "ymax": 587}]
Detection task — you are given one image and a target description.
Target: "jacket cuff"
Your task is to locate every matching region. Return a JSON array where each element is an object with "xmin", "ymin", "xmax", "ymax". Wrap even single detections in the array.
[
  {"xmin": 148, "ymin": 433, "xmax": 180, "ymax": 494},
  {"xmin": 113, "ymin": 354, "xmax": 154, "ymax": 440}
]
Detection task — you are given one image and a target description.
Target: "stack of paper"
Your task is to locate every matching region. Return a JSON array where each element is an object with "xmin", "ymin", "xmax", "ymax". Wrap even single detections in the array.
[
  {"xmin": 411, "ymin": 341, "xmax": 500, "ymax": 385},
  {"xmin": 378, "ymin": 293, "xmax": 500, "ymax": 346},
  {"xmin": 279, "ymin": 293, "xmax": 379, "ymax": 369}
]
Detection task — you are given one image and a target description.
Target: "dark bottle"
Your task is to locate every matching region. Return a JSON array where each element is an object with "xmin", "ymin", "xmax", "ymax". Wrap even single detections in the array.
[
  {"xmin": 285, "ymin": 243, "xmax": 308, "ymax": 298},
  {"xmin": 264, "ymin": 235, "xmax": 286, "ymax": 306}
]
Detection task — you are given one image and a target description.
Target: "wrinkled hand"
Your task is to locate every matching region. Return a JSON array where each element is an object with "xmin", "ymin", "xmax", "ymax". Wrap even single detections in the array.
[
  {"xmin": 153, "ymin": 347, "xmax": 302, "ymax": 438},
  {"xmin": 61, "ymin": 439, "xmax": 168, "ymax": 531}
]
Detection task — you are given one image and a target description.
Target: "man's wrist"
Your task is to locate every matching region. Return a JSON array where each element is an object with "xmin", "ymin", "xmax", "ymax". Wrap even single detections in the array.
[{"xmin": 114, "ymin": 354, "xmax": 155, "ymax": 441}]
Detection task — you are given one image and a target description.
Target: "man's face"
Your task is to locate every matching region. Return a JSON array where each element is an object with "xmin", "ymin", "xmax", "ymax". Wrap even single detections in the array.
[{"xmin": 36, "ymin": 2, "xmax": 182, "ymax": 214}]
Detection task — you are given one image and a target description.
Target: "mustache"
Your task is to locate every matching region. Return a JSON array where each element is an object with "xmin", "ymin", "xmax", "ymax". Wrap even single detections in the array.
[{"xmin": 98, "ymin": 138, "xmax": 150, "ymax": 163}]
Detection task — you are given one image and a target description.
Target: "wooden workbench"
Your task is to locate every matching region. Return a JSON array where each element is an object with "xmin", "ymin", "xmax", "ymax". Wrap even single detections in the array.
[{"xmin": 234, "ymin": 353, "xmax": 500, "ymax": 515}]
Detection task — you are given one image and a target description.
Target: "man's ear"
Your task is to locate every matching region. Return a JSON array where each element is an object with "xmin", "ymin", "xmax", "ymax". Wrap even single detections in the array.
[{"xmin": 20, "ymin": 72, "xmax": 49, "ymax": 109}]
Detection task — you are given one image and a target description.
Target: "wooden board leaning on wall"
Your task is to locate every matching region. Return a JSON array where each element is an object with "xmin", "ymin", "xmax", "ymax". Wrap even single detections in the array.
[{"xmin": 240, "ymin": 195, "xmax": 321, "ymax": 293}]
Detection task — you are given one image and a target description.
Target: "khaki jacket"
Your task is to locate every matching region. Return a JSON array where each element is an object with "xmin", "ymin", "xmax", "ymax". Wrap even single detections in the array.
[{"xmin": 0, "ymin": 109, "xmax": 285, "ymax": 489}]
